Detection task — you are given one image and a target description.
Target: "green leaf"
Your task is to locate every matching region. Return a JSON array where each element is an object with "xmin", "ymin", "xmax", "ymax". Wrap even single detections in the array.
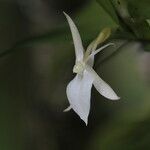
[
  {"xmin": 127, "ymin": 0, "xmax": 150, "ymax": 20},
  {"xmin": 111, "ymin": 0, "xmax": 150, "ymax": 21},
  {"xmin": 96, "ymin": 0, "xmax": 150, "ymax": 41},
  {"xmin": 111, "ymin": 0, "xmax": 150, "ymax": 41},
  {"xmin": 96, "ymin": 0, "xmax": 120, "ymax": 24},
  {"xmin": 130, "ymin": 19, "xmax": 150, "ymax": 40}
]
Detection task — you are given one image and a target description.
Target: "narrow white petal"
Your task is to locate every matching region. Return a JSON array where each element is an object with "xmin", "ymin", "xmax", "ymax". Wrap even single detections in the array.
[
  {"xmin": 64, "ymin": 12, "xmax": 84, "ymax": 62},
  {"xmin": 88, "ymin": 43, "xmax": 115, "ymax": 59},
  {"xmin": 85, "ymin": 65, "xmax": 120, "ymax": 100},
  {"xmin": 86, "ymin": 43, "xmax": 114, "ymax": 67},
  {"xmin": 63, "ymin": 106, "xmax": 72, "ymax": 112},
  {"xmin": 66, "ymin": 71, "xmax": 94, "ymax": 125}
]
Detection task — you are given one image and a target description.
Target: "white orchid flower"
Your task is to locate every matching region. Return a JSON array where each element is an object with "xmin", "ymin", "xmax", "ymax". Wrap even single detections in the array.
[{"xmin": 64, "ymin": 12, "xmax": 120, "ymax": 125}]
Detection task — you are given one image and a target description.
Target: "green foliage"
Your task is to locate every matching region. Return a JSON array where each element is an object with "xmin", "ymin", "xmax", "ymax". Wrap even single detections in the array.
[
  {"xmin": 127, "ymin": 0, "xmax": 150, "ymax": 20},
  {"xmin": 112, "ymin": 0, "xmax": 150, "ymax": 40},
  {"xmin": 94, "ymin": 0, "xmax": 120, "ymax": 24},
  {"xmin": 97, "ymin": 0, "xmax": 150, "ymax": 43}
]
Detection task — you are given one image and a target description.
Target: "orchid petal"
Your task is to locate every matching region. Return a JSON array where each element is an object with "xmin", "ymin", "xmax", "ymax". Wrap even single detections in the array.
[
  {"xmin": 86, "ymin": 43, "xmax": 114, "ymax": 67},
  {"xmin": 66, "ymin": 71, "xmax": 94, "ymax": 125},
  {"xmin": 64, "ymin": 12, "xmax": 84, "ymax": 62},
  {"xmin": 91, "ymin": 43, "xmax": 115, "ymax": 57},
  {"xmin": 85, "ymin": 65, "xmax": 120, "ymax": 100}
]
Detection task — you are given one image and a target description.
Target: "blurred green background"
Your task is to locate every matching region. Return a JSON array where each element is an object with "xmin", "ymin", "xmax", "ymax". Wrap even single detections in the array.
[{"xmin": 1, "ymin": 0, "xmax": 150, "ymax": 150}]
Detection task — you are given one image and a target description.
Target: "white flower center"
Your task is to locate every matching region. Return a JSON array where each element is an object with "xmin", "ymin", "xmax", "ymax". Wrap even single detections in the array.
[{"xmin": 73, "ymin": 61, "xmax": 85, "ymax": 75}]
